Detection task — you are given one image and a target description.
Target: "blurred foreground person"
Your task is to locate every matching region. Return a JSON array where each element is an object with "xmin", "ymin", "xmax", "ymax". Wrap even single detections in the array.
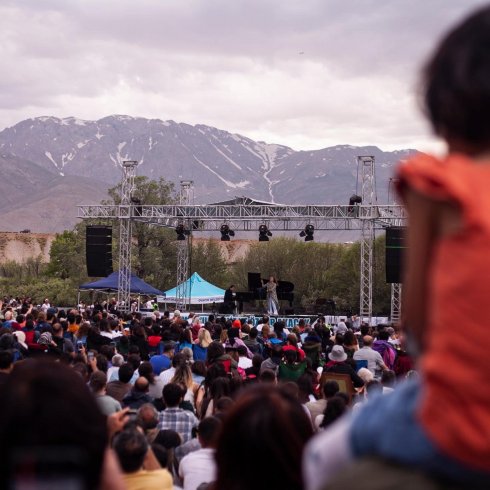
[
  {"xmin": 305, "ymin": 6, "xmax": 490, "ymax": 490},
  {"xmin": 0, "ymin": 359, "xmax": 125, "ymax": 489},
  {"xmin": 212, "ymin": 384, "xmax": 313, "ymax": 490}
]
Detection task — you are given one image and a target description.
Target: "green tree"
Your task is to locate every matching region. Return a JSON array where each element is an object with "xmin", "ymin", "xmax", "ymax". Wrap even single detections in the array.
[
  {"xmin": 46, "ymin": 228, "xmax": 87, "ymax": 282},
  {"xmin": 191, "ymin": 239, "xmax": 229, "ymax": 287},
  {"xmin": 107, "ymin": 176, "xmax": 178, "ymax": 290}
]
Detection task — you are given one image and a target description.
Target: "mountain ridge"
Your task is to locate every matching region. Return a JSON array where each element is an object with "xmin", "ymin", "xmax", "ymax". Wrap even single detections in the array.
[{"xmin": 0, "ymin": 115, "xmax": 416, "ymax": 233}]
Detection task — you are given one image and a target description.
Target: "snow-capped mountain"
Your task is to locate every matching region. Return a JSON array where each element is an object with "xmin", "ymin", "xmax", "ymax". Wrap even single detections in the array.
[{"xmin": 0, "ymin": 115, "xmax": 416, "ymax": 232}]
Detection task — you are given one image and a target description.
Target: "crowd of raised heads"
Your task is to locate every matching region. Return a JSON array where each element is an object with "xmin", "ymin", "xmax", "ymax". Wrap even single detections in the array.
[{"xmin": 0, "ymin": 295, "xmax": 416, "ymax": 489}]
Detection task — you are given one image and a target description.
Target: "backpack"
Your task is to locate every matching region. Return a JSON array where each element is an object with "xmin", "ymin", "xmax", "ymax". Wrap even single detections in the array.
[{"xmin": 373, "ymin": 341, "xmax": 396, "ymax": 370}]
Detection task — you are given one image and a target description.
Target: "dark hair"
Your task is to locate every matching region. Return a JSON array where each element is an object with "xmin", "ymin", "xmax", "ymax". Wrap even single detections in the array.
[
  {"xmin": 151, "ymin": 443, "xmax": 168, "ymax": 468},
  {"xmin": 192, "ymin": 360, "xmax": 207, "ymax": 377},
  {"xmin": 227, "ymin": 328, "xmax": 240, "ymax": 347},
  {"xmin": 207, "ymin": 341, "xmax": 225, "ymax": 363},
  {"xmin": 319, "ymin": 395, "xmax": 347, "ymax": 428},
  {"xmin": 197, "ymin": 416, "xmax": 222, "ymax": 447},
  {"xmin": 366, "ymin": 380, "xmax": 383, "ymax": 397},
  {"xmin": 237, "ymin": 345, "xmax": 247, "ymax": 357},
  {"xmin": 273, "ymin": 321, "xmax": 285, "ymax": 338},
  {"xmin": 163, "ymin": 383, "xmax": 183, "ymax": 407},
  {"xmin": 381, "ymin": 370, "xmax": 396, "ymax": 388},
  {"xmin": 259, "ymin": 369, "xmax": 276, "ymax": 384},
  {"xmin": 89, "ymin": 371, "xmax": 107, "ymax": 392},
  {"xmin": 99, "ymin": 345, "xmax": 114, "ymax": 360},
  {"xmin": 378, "ymin": 331, "xmax": 390, "ymax": 341},
  {"xmin": 0, "ymin": 360, "xmax": 107, "ymax": 489},
  {"xmin": 423, "ymin": 6, "xmax": 490, "ymax": 151},
  {"xmin": 210, "ymin": 377, "xmax": 231, "ymax": 400},
  {"xmin": 118, "ymin": 363, "xmax": 135, "ymax": 384},
  {"xmin": 138, "ymin": 361, "xmax": 155, "ymax": 384},
  {"xmin": 252, "ymin": 354, "xmax": 263, "ymax": 368},
  {"xmin": 343, "ymin": 330, "xmax": 357, "ymax": 347},
  {"xmin": 249, "ymin": 327, "xmax": 258, "ymax": 339},
  {"xmin": 336, "ymin": 391, "xmax": 350, "ymax": 406},
  {"xmin": 172, "ymin": 352, "xmax": 186, "ymax": 368},
  {"xmin": 127, "ymin": 353, "xmax": 141, "ymax": 370},
  {"xmin": 323, "ymin": 380, "xmax": 340, "ymax": 399},
  {"xmin": 215, "ymin": 397, "xmax": 234, "ymax": 414},
  {"xmin": 113, "ymin": 429, "xmax": 148, "ymax": 473},
  {"xmin": 154, "ymin": 429, "xmax": 181, "ymax": 449},
  {"xmin": 163, "ymin": 342, "xmax": 174, "ymax": 353},
  {"xmin": 0, "ymin": 350, "xmax": 13, "ymax": 369},
  {"xmin": 283, "ymin": 349, "xmax": 297, "ymax": 364},
  {"xmin": 95, "ymin": 354, "xmax": 108, "ymax": 374},
  {"xmin": 214, "ymin": 385, "xmax": 312, "ymax": 490}
]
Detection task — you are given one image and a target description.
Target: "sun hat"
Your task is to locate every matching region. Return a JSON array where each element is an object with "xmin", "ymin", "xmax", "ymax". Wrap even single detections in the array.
[{"xmin": 328, "ymin": 345, "xmax": 347, "ymax": 362}]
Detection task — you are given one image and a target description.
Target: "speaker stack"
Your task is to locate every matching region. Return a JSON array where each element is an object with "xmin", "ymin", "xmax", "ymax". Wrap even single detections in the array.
[
  {"xmin": 86, "ymin": 226, "xmax": 113, "ymax": 277},
  {"xmin": 385, "ymin": 227, "xmax": 406, "ymax": 283}
]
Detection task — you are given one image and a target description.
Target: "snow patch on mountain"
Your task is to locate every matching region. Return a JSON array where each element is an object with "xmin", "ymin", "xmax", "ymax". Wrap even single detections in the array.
[{"xmin": 44, "ymin": 151, "xmax": 58, "ymax": 169}]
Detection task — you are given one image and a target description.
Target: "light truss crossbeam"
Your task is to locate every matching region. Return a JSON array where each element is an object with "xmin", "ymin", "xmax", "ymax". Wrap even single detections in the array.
[{"xmin": 78, "ymin": 204, "xmax": 406, "ymax": 230}]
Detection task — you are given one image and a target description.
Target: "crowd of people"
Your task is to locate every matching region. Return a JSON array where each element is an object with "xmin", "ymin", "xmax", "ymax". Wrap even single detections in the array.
[
  {"xmin": 2, "ymin": 5, "xmax": 490, "ymax": 488},
  {"xmin": 0, "ymin": 294, "xmax": 416, "ymax": 489}
]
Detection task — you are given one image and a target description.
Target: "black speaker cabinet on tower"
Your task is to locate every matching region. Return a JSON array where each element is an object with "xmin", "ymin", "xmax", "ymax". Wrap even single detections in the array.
[
  {"xmin": 86, "ymin": 226, "xmax": 113, "ymax": 277},
  {"xmin": 385, "ymin": 227, "xmax": 406, "ymax": 283}
]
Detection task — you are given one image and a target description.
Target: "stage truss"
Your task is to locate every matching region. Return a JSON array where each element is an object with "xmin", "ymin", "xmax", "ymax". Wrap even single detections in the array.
[{"xmin": 78, "ymin": 158, "xmax": 408, "ymax": 320}]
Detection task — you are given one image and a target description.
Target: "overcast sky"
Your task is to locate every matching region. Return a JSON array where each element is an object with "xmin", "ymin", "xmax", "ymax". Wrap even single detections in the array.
[{"xmin": 1, "ymin": 0, "xmax": 487, "ymax": 152}]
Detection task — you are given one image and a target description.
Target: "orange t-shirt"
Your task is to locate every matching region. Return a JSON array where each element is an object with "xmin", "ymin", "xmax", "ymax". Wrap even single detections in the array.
[{"xmin": 398, "ymin": 153, "xmax": 490, "ymax": 470}]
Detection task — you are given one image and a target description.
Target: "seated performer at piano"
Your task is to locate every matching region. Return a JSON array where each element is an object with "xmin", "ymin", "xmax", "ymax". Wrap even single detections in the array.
[
  {"xmin": 262, "ymin": 276, "xmax": 279, "ymax": 315},
  {"xmin": 223, "ymin": 284, "xmax": 237, "ymax": 314}
]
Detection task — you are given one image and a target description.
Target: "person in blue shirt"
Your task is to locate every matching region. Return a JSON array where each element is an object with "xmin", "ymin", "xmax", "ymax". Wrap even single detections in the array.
[{"xmin": 150, "ymin": 342, "xmax": 174, "ymax": 375}]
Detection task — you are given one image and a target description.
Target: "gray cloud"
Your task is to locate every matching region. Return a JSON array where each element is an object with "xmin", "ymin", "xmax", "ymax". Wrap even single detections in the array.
[{"xmin": 1, "ymin": 0, "xmax": 488, "ymax": 151}]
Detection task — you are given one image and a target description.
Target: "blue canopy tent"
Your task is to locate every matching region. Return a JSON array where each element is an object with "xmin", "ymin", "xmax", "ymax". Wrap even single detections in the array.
[
  {"xmin": 163, "ymin": 272, "xmax": 225, "ymax": 305},
  {"xmin": 79, "ymin": 271, "xmax": 163, "ymax": 296}
]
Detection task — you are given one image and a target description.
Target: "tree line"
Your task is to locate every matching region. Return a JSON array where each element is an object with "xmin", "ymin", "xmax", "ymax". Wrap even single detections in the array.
[{"xmin": 0, "ymin": 177, "xmax": 391, "ymax": 313}]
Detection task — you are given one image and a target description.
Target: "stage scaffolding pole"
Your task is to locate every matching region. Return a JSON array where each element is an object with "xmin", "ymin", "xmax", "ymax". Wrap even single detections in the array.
[
  {"xmin": 117, "ymin": 161, "xmax": 137, "ymax": 312},
  {"xmin": 175, "ymin": 180, "xmax": 193, "ymax": 311}
]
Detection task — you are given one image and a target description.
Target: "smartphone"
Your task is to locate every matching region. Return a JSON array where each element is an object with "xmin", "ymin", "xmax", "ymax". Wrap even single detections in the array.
[{"xmin": 87, "ymin": 351, "xmax": 95, "ymax": 361}]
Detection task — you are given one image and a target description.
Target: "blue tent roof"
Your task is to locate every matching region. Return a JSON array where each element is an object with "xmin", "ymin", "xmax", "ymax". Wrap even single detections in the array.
[
  {"xmin": 163, "ymin": 272, "xmax": 225, "ymax": 304},
  {"xmin": 80, "ymin": 271, "xmax": 163, "ymax": 295}
]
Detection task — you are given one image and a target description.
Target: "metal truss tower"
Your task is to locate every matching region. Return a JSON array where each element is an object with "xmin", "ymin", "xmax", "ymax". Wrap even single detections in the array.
[
  {"xmin": 175, "ymin": 181, "xmax": 194, "ymax": 310},
  {"xmin": 117, "ymin": 161, "xmax": 138, "ymax": 311},
  {"xmin": 389, "ymin": 178, "xmax": 403, "ymax": 323},
  {"xmin": 390, "ymin": 283, "xmax": 402, "ymax": 323},
  {"xmin": 358, "ymin": 156, "xmax": 377, "ymax": 323}
]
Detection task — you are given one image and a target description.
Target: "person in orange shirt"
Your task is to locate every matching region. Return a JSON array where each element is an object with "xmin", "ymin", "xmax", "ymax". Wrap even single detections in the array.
[{"xmin": 304, "ymin": 6, "xmax": 490, "ymax": 489}]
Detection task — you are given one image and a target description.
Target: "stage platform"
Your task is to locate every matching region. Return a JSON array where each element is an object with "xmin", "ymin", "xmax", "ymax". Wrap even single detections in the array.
[{"xmin": 164, "ymin": 312, "xmax": 390, "ymax": 328}]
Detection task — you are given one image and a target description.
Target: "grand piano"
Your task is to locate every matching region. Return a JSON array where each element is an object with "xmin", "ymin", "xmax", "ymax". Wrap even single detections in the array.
[{"xmin": 235, "ymin": 272, "xmax": 294, "ymax": 314}]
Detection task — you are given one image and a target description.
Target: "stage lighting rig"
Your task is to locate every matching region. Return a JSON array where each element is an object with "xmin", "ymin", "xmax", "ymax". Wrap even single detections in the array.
[
  {"xmin": 258, "ymin": 224, "xmax": 272, "ymax": 242},
  {"xmin": 175, "ymin": 223, "xmax": 191, "ymax": 241},
  {"xmin": 299, "ymin": 224, "xmax": 315, "ymax": 242},
  {"xmin": 220, "ymin": 224, "xmax": 235, "ymax": 241}
]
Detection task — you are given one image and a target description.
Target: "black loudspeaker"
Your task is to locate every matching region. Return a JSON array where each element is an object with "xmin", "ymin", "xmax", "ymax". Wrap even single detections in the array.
[
  {"xmin": 86, "ymin": 226, "xmax": 113, "ymax": 277},
  {"xmin": 385, "ymin": 227, "xmax": 406, "ymax": 283}
]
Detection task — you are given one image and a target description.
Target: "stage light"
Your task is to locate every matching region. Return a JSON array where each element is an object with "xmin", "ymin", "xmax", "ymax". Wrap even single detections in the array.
[
  {"xmin": 175, "ymin": 223, "xmax": 190, "ymax": 241},
  {"xmin": 348, "ymin": 194, "xmax": 362, "ymax": 214},
  {"xmin": 349, "ymin": 194, "xmax": 362, "ymax": 206},
  {"xmin": 220, "ymin": 224, "xmax": 235, "ymax": 241},
  {"xmin": 259, "ymin": 224, "xmax": 272, "ymax": 242},
  {"xmin": 299, "ymin": 224, "xmax": 315, "ymax": 242}
]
